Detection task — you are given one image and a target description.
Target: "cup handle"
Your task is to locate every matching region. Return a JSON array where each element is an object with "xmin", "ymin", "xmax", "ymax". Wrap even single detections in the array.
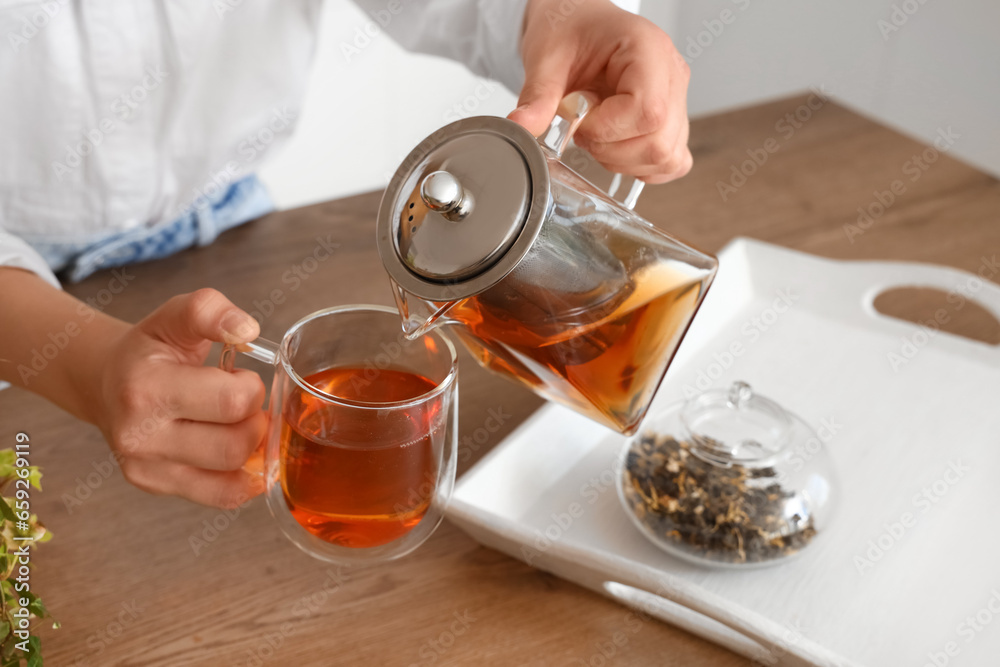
[
  {"xmin": 217, "ymin": 338, "xmax": 281, "ymax": 476},
  {"xmin": 537, "ymin": 91, "xmax": 645, "ymax": 211}
]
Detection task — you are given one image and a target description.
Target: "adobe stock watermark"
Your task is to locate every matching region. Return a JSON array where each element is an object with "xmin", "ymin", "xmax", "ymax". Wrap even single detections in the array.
[
  {"xmin": 17, "ymin": 269, "xmax": 136, "ymax": 386},
  {"xmin": 340, "ymin": 0, "xmax": 413, "ymax": 63},
  {"xmin": 51, "ymin": 66, "xmax": 169, "ymax": 180},
  {"xmin": 682, "ymin": 0, "xmax": 753, "ymax": 62},
  {"xmin": 681, "ymin": 288, "xmax": 798, "ymax": 398},
  {"xmin": 594, "ymin": 578, "xmax": 694, "ymax": 660},
  {"xmin": 843, "ymin": 126, "xmax": 960, "ymax": 243},
  {"xmin": 458, "ymin": 406, "xmax": 512, "ymax": 464},
  {"xmin": 61, "ymin": 394, "xmax": 179, "ymax": 514},
  {"xmin": 877, "ymin": 0, "xmax": 933, "ymax": 41},
  {"xmin": 188, "ymin": 492, "xmax": 255, "ymax": 556},
  {"xmin": 853, "ymin": 459, "xmax": 969, "ymax": 574},
  {"xmin": 408, "ymin": 610, "xmax": 477, "ymax": 667},
  {"xmin": 571, "ymin": 609, "xmax": 657, "ymax": 667},
  {"xmin": 885, "ymin": 253, "xmax": 998, "ymax": 371},
  {"xmin": 443, "ymin": 79, "xmax": 501, "ymax": 123},
  {"xmin": 6, "ymin": 0, "xmax": 69, "ymax": 53},
  {"xmin": 67, "ymin": 600, "xmax": 145, "ymax": 667},
  {"xmin": 60, "ymin": 452, "xmax": 124, "ymax": 515},
  {"xmin": 521, "ymin": 459, "xmax": 624, "ymax": 566},
  {"xmin": 379, "ymin": 115, "xmax": 485, "ymax": 185},
  {"xmin": 385, "ymin": 407, "xmax": 509, "ymax": 522},
  {"xmin": 921, "ymin": 590, "xmax": 1000, "ymax": 667},
  {"xmin": 716, "ymin": 88, "xmax": 829, "ymax": 201},
  {"xmin": 174, "ymin": 105, "xmax": 296, "ymax": 221},
  {"xmin": 238, "ymin": 568, "xmax": 350, "ymax": 667},
  {"xmin": 244, "ymin": 234, "xmax": 340, "ymax": 326},
  {"xmin": 775, "ymin": 416, "xmax": 842, "ymax": 485},
  {"xmin": 543, "ymin": 0, "xmax": 589, "ymax": 28},
  {"xmin": 750, "ymin": 621, "xmax": 808, "ymax": 667}
]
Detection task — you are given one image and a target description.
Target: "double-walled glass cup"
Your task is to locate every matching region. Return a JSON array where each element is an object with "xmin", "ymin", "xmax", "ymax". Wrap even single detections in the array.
[{"xmin": 219, "ymin": 305, "xmax": 458, "ymax": 564}]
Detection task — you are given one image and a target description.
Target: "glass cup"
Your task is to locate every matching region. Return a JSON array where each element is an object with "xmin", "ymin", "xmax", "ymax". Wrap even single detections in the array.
[{"xmin": 219, "ymin": 305, "xmax": 458, "ymax": 563}]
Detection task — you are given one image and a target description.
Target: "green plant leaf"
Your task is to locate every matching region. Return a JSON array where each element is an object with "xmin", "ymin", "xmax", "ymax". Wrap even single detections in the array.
[
  {"xmin": 26, "ymin": 598, "xmax": 46, "ymax": 619},
  {"xmin": 0, "ymin": 451, "xmax": 50, "ymax": 667},
  {"xmin": 0, "ymin": 498, "xmax": 15, "ymax": 523},
  {"xmin": 0, "ymin": 639, "xmax": 16, "ymax": 661},
  {"xmin": 0, "ymin": 451, "xmax": 16, "ymax": 480},
  {"xmin": 25, "ymin": 471, "xmax": 40, "ymax": 493},
  {"xmin": 25, "ymin": 636, "xmax": 40, "ymax": 667}
]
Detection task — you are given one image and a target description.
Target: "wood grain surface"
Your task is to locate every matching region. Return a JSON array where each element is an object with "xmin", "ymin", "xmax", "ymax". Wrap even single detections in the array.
[{"xmin": 4, "ymin": 94, "xmax": 998, "ymax": 666}]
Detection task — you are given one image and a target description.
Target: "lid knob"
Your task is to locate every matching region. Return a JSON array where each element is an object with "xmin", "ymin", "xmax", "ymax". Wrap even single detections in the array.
[
  {"xmin": 728, "ymin": 380, "xmax": 754, "ymax": 409},
  {"xmin": 376, "ymin": 118, "xmax": 545, "ymax": 299},
  {"xmin": 420, "ymin": 171, "xmax": 474, "ymax": 222},
  {"xmin": 680, "ymin": 381, "xmax": 793, "ymax": 465}
]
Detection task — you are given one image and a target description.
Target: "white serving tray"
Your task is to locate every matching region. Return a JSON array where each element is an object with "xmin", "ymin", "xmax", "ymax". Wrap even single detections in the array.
[{"xmin": 445, "ymin": 238, "xmax": 1000, "ymax": 666}]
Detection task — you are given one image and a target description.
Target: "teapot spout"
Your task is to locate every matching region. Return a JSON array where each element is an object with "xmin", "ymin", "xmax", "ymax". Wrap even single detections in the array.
[{"xmin": 390, "ymin": 279, "xmax": 459, "ymax": 340}]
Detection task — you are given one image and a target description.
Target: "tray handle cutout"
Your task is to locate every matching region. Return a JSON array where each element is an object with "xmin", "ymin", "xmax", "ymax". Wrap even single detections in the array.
[
  {"xmin": 843, "ymin": 259, "xmax": 1000, "ymax": 349},
  {"xmin": 873, "ymin": 287, "xmax": 1000, "ymax": 346}
]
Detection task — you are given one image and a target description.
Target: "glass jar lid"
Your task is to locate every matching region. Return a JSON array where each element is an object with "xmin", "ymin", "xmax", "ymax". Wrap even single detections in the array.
[{"xmin": 680, "ymin": 381, "xmax": 793, "ymax": 466}]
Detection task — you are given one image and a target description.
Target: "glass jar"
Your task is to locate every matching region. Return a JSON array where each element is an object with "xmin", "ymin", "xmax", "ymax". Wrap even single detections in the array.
[{"xmin": 617, "ymin": 382, "xmax": 837, "ymax": 567}]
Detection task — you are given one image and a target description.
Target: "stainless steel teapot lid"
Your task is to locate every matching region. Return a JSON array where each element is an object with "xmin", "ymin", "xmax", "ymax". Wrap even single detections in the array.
[{"xmin": 376, "ymin": 116, "xmax": 551, "ymax": 301}]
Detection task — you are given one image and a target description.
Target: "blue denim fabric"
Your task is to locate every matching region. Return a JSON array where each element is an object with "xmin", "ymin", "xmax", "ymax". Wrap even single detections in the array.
[{"xmin": 36, "ymin": 174, "xmax": 273, "ymax": 283}]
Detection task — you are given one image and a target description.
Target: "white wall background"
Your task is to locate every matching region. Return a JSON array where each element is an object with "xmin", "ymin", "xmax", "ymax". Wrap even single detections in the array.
[
  {"xmin": 670, "ymin": 0, "xmax": 1000, "ymax": 178},
  {"xmin": 260, "ymin": 0, "xmax": 1000, "ymax": 209},
  {"xmin": 257, "ymin": 0, "xmax": 519, "ymax": 209}
]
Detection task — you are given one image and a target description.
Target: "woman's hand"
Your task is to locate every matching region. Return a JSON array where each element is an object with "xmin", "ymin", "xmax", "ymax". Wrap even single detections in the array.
[
  {"xmin": 0, "ymin": 268, "xmax": 266, "ymax": 509},
  {"xmin": 95, "ymin": 289, "xmax": 267, "ymax": 508},
  {"xmin": 509, "ymin": 0, "xmax": 693, "ymax": 184}
]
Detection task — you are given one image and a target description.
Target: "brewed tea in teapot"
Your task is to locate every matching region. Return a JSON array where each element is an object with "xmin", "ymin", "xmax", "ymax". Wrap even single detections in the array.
[{"xmin": 377, "ymin": 93, "xmax": 717, "ymax": 434}]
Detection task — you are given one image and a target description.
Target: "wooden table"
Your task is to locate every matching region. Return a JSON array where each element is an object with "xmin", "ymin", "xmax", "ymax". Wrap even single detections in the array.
[{"xmin": 7, "ymin": 95, "xmax": 999, "ymax": 666}]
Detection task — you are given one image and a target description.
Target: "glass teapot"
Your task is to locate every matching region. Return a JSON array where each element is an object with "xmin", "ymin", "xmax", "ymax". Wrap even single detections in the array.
[{"xmin": 376, "ymin": 92, "xmax": 717, "ymax": 435}]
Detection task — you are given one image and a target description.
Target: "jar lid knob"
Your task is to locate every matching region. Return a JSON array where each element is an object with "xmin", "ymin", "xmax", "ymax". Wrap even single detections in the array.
[
  {"xmin": 681, "ymin": 381, "xmax": 793, "ymax": 465},
  {"xmin": 728, "ymin": 380, "xmax": 754, "ymax": 409}
]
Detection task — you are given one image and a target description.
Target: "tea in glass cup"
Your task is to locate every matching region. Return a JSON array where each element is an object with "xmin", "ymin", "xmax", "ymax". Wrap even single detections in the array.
[{"xmin": 220, "ymin": 305, "xmax": 458, "ymax": 563}]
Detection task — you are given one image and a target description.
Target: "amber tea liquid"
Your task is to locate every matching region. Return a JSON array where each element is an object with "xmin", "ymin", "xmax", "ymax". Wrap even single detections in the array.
[
  {"xmin": 280, "ymin": 367, "xmax": 441, "ymax": 548},
  {"xmin": 450, "ymin": 260, "xmax": 704, "ymax": 435}
]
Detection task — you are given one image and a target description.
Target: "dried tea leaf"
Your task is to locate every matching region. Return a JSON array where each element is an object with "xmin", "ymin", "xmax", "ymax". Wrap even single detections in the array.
[{"xmin": 623, "ymin": 434, "xmax": 817, "ymax": 564}]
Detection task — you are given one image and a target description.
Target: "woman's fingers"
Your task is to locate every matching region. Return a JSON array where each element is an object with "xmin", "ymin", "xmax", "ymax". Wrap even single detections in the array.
[
  {"xmin": 139, "ymin": 287, "xmax": 259, "ymax": 354},
  {"xmin": 162, "ymin": 412, "xmax": 268, "ymax": 471},
  {"xmin": 156, "ymin": 365, "xmax": 266, "ymax": 424},
  {"xmin": 575, "ymin": 28, "xmax": 689, "ymax": 146},
  {"xmin": 577, "ymin": 122, "xmax": 693, "ymax": 183},
  {"xmin": 120, "ymin": 457, "xmax": 265, "ymax": 509},
  {"xmin": 508, "ymin": 47, "xmax": 575, "ymax": 137}
]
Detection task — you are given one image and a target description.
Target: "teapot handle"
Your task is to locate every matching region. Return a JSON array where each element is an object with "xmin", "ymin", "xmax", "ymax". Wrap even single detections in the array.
[{"xmin": 537, "ymin": 91, "xmax": 645, "ymax": 210}]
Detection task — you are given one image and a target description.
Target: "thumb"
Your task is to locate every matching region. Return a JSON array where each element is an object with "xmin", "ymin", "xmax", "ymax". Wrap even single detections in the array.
[
  {"xmin": 141, "ymin": 288, "xmax": 259, "ymax": 352},
  {"xmin": 508, "ymin": 51, "xmax": 574, "ymax": 137}
]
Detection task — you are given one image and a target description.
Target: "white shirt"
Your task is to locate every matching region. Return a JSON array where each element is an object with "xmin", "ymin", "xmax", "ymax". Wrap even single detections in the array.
[{"xmin": 0, "ymin": 0, "xmax": 636, "ymax": 288}]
